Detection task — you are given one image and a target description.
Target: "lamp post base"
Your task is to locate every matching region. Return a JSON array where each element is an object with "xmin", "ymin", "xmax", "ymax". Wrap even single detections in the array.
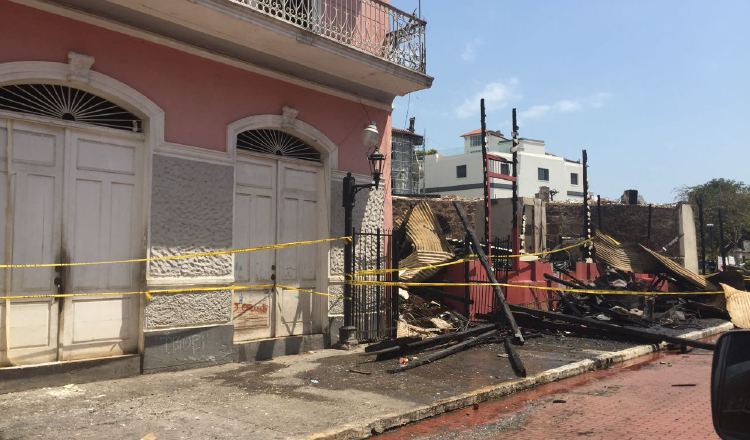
[{"xmin": 337, "ymin": 326, "xmax": 358, "ymax": 350}]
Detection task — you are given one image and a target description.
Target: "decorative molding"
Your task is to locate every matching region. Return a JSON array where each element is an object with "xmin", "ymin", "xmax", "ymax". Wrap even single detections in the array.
[
  {"xmin": 146, "ymin": 275, "xmax": 235, "ymax": 288},
  {"xmin": 67, "ymin": 51, "xmax": 95, "ymax": 82},
  {"xmin": 331, "ymin": 170, "xmax": 370, "ymax": 182},
  {"xmin": 280, "ymin": 105, "xmax": 299, "ymax": 129},
  {"xmin": 155, "ymin": 142, "xmax": 233, "ymax": 166}
]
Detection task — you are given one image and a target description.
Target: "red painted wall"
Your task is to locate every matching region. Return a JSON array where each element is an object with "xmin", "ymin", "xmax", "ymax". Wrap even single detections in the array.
[{"xmin": 0, "ymin": 0, "xmax": 391, "ymax": 179}]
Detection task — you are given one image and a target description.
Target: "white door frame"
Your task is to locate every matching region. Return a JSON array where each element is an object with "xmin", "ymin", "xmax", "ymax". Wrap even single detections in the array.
[
  {"xmin": 0, "ymin": 60, "xmax": 164, "ymax": 362},
  {"xmin": 228, "ymin": 113, "xmax": 338, "ymax": 339}
]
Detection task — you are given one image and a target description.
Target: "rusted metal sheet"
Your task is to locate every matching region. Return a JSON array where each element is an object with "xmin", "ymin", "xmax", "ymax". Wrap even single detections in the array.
[
  {"xmin": 639, "ymin": 245, "xmax": 716, "ymax": 291},
  {"xmin": 399, "ymin": 201, "xmax": 454, "ymax": 282},
  {"xmin": 592, "ymin": 231, "xmax": 658, "ymax": 273},
  {"xmin": 722, "ymin": 283, "xmax": 750, "ymax": 329}
]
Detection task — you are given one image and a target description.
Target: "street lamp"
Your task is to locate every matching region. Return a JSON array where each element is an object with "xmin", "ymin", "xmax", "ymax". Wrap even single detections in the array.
[{"xmin": 338, "ymin": 122, "xmax": 384, "ymax": 348}]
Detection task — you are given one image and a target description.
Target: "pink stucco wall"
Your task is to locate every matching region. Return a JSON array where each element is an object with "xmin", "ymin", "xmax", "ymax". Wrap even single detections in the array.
[{"xmin": 0, "ymin": 0, "xmax": 392, "ymax": 181}]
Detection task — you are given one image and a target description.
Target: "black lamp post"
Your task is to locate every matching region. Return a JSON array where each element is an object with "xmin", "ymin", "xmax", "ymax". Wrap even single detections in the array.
[{"xmin": 338, "ymin": 122, "xmax": 385, "ymax": 348}]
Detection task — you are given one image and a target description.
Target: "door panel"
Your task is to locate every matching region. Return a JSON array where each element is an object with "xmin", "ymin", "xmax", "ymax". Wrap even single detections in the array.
[
  {"xmin": 275, "ymin": 163, "xmax": 319, "ymax": 337},
  {"xmin": 233, "ymin": 158, "xmax": 277, "ymax": 341},
  {"xmin": 3, "ymin": 122, "xmax": 64, "ymax": 365},
  {"xmin": 61, "ymin": 131, "xmax": 141, "ymax": 361}
]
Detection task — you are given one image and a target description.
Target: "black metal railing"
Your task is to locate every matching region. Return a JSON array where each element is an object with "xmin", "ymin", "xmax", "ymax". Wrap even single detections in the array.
[{"xmin": 351, "ymin": 227, "xmax": 399, "ymax": 341}]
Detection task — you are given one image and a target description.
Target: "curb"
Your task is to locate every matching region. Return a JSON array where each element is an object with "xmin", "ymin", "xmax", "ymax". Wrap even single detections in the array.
[{"xmin": 308, "ymin": 321, "xmax": 734, "ymax": 440}]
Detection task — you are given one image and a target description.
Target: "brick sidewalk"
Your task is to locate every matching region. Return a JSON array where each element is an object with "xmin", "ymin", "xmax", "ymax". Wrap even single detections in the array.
[{"xmin": 382, "ymin": 348, "xmax": 719, "ymax": 440}]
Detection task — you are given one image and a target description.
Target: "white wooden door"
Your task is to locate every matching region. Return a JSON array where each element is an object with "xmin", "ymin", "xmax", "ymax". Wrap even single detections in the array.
[
  {"xmin": 233, "ymin": 155, "xmax": 321, "ymax": 340},
  {"xmin": 275, "ymin": 162, "xmax": 319, "ymax": 337},
  {"xmin": 0, "ymin": 121, "xmax": 64, "ymax": 365},
  {"xmin": 60, "ymin": 130, "xmax": 142, "ymax": 361},
  {"xmin": 233, "ymin": 157, "xmax": 276, "ymax": 341},
  {"xmin": 0, "ymin": 120, "xmax": 142, "ymax": 366}
]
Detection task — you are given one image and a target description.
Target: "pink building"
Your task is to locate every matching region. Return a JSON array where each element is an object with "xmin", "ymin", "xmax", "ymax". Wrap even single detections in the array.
[{"xmin": 0, "ymin": 0, "xmax": 431, "ymax": 378}]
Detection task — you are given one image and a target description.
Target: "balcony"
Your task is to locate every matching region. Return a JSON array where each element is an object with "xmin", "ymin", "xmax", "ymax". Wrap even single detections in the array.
[
  {"xmin": 40, "ymin": 0, "xmax": 433, "ymax": 101},
  {"xmin": 233, "ymin": 0, "xmax": 426, "ymax": 73}
]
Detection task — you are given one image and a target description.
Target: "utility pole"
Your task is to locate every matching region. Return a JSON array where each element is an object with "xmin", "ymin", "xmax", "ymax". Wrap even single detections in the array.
[
  {"xmin": 582, "ymin": 149, "xmax": 592, "ymax": 261},
  {"xmin": 480, "ymin": 99, "xmax": 491, "ymax": 258},
  {"xmin": 511, "ymin": 109, "xmax": 520, "ymax": 269},
  {"xmin": 697, "ymin": 197, "xmax": 706, "ymax": 274}
]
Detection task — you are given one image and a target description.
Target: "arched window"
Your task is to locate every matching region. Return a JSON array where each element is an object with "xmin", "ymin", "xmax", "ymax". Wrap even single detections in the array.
[
  {"xmin": 0, "ymin": 83, "xmax": 142, "ymax": 132},
  {"xmin": 237, "ymin": 128, "xmax": 321, "ymax": 162}
]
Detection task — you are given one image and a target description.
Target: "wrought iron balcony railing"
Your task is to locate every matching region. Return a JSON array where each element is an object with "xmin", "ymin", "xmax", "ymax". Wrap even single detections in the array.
[{"xmin": 232, "ymin": 0, "xmax": 427, "ymax": 73}]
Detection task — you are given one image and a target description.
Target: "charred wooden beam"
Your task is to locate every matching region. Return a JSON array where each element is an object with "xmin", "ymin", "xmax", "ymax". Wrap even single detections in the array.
[
  {"xmin": 363, "ymin": 323, "xmax": 497, "ymax": 359},
  {"xmin": 387, "ymin": 330, "xmax": 499, "ymax": 373},
  {"xmin": 453, "ymin": 201, "xmax": 524, "ymax": 344},
  {"xmin": 509, "ymin": 305, "xmax": 716, "ymax": 351}
]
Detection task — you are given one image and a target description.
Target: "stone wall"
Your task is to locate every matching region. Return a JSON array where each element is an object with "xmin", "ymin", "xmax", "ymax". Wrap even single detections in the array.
[
  {"xmin": 145, "ymin": 155, "xmax": 234, "ymax": 329},
  {"xmin": 546, "ymin": 201, "xmax": 683, "ymax": 258}
]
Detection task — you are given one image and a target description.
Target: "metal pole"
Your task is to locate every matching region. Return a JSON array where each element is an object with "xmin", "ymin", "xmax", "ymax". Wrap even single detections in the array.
[
  {"xmin": 390, "ymin": 230, "xmax": 400, "ymax": 339},
  {"xmin": 718, "ymin": 208, "xmax": 727, "ymax": 270},
  {"xmin": 511, "ymin": 109, "xmax": 520, "ymax": 270},
  {"xmin": 697, "ymin": 197, "xmax": 706, "ymax": 274},
  {"xmin": 339, "ymin": 172, "xmax": 358, "ymax": 347},
  {"xmin": 480, "ymin": 99, "xmax": 491, "ymax": 258},
  {"xmin": 582, "ymin": 149, "xmax": 592, "ymax": 261},
  {"xmin": 376, "ymin": 227, "xmax": 381, "ymax": 338}
]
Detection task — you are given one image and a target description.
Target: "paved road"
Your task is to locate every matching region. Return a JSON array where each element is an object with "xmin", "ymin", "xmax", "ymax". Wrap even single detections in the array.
[{"xmin": 380, "ymin": 347, "xmax": 719, "ymax": 440}]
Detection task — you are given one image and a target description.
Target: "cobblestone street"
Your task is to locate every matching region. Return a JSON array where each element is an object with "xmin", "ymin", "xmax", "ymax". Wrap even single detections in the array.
[{"xmin": 381, "ymin": 347, "xmax": 719, "ymax": 440}]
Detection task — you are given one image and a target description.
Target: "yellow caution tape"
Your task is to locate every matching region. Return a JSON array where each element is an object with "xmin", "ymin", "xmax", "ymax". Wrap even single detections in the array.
[
  {"xmin": 354, "ymin": 256, "xmax": 477, "ymax": 277},
  {"xmin": 512, "ymin": 238, "xmax": 593, "ymax": 259},
  {"xmin": 0, "ymin": 283, "xmax": 339, "ymax": 301},
  {"xmin": 349, "ymin": 279, "xmax": 722, "ymax": 296},
  {"xmin": 0, "ymin": 236, "xmax": 350, "ymax": 269},
  {"xmin": 354, "ymin": 238, "xmax": 593, "ymax": 277}
]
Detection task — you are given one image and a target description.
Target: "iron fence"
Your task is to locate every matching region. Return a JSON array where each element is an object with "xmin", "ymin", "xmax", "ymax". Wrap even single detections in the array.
[{"xmin": 351, "ymin": 227, "xmax": 399, "ymax": 341}]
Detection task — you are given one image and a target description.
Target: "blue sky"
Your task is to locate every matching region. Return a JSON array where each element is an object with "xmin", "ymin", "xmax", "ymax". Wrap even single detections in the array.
[{"xmin": 391, "ymin": 0, "xmax": 750, "ymax": 202}]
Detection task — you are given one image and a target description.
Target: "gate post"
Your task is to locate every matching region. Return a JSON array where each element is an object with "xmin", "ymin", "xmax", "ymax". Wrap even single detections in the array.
[{"xmin": 390, "ymin": 229, "xmax": 400, "ymax": 339}]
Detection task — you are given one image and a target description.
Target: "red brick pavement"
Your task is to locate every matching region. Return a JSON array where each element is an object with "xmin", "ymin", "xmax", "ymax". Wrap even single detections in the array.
[{"xmin": 381, "ymin": 349, "xmax": 719, "ymax": 440}]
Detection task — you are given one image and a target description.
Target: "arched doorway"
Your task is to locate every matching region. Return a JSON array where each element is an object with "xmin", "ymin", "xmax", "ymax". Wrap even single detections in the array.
[
  {"xmin": 230, "ymin": 115, "xmax": 334, "ymax": 342},
  {"xmin": 0, "ymin": 77, "xmax": 155, "ymax": 366}
]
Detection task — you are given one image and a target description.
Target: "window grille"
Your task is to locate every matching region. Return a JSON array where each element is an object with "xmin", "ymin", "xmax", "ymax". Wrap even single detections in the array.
[
  {"xmin": 237, "ymin": 128, "xmax": 321, "ymax": 162},
  {"xmin": 0, "ymin": 84, "xmax": 142, "ymax": 132}
]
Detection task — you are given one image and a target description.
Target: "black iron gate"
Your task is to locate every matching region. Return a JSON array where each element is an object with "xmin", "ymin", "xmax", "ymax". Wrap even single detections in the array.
[{"xmin": 351, "ymin": 228, "xmax": 399, "ymax": 342}]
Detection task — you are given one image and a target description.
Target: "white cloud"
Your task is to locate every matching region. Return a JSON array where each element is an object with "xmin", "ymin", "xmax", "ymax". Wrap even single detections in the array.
[
  {"xmin": 460, "ymin": 38, "xmax": 482, "ymax": 62},
  {"xmin": 520, "ymin": 104, "xmax": 552, "ymax": 120},
  {"xmin": 455, "ymin": 79, "xmax": 522, "ymax": 119},
  {"xmin": 589, "ymin": 92, "xmax": 612, "ymax": 108},
  {"xmin": 519, "ymin": 92, "xmax": 611, "ymax": 121},
  {"xmin": 555, "ymin": 100, "xmax": 582, "ymax": 113}
]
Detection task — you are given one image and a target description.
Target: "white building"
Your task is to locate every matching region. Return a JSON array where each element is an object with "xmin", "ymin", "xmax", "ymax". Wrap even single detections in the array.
[{"xmin": 423, "ymin": 129, "xmax": 584, "ymax": 201}]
